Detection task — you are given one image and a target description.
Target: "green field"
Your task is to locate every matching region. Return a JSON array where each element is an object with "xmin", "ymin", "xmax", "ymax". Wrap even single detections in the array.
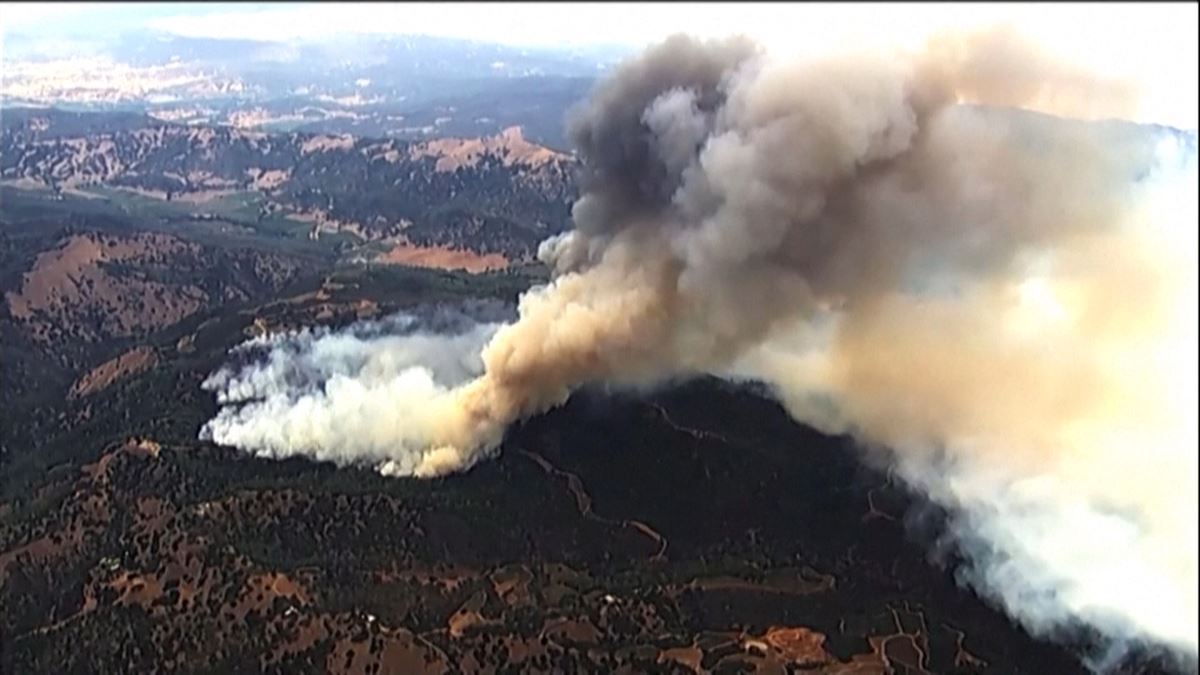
[{"xmin": 82, "ymin": 187, "xmax": 315, "ymax": 238}]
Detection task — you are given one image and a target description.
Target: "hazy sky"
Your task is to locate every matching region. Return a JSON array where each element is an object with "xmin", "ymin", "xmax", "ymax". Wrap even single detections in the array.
[{"xmin": 2, "ymin": 2, "xmax": 1196, "ymax": 128}]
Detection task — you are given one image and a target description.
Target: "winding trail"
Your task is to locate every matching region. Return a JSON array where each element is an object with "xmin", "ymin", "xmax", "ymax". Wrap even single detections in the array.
[
  {"xmin": 942, "ymin": 622, "xmax": 988, "ymax": 669},
  {"xmin": 874, "ymin": 602, "xmax": 933, "ymax": 674},
  {"xmin": 862, "ymin": 487, "xmax": 897, "ymax": 523},
  {"xmin": 518, "ymin": 449, "xmax": 667, "ymax": 561},
  {"xmin": 646, "ymin": 402, "xmax": 738, "ymax": 446}
]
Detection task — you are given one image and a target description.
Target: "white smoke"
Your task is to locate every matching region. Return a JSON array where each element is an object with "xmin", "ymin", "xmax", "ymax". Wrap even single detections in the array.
[{"xmin": 201, "ymin": 307, "xmax": 508, "ymax": 476}]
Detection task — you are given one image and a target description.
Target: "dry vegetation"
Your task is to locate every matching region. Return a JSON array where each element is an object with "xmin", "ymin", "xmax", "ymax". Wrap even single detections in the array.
[
  {"xmin": 408, "ymin": 127, "xmax": 569, "ymax": 172},
  {"xmin": 377, "ymin": 240, "xmax": 509, "ymax": 273},
  {"xmin": 68, "ymin": 346, "xmax": 159, "ymax": 399},
  {"xmin": 6, "ymin": 233, "xmax": 206, "ymax": 343}
]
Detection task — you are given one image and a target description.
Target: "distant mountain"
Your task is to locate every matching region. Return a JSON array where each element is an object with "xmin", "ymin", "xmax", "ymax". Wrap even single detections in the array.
[
  {"xmin": 4, "ymin": 32, "xmax": 626, "ymax": 82},
  {"xmin": 1, "ymin": 32, "xmax": 622, "ymax": 148},
  {"xmin": 0, "ymin": 108, "xmax": 160, "ymax": 138},
  {"xmin": 1, "ymin": 108, "xmax": 578, "ymax": 260},
  {"xmin": 285, "ymin": 76, "xmax": 597, "ymax": 150}
]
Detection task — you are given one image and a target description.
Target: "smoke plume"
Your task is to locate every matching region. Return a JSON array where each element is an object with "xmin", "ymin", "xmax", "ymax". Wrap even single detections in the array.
[
  {"xmin": 201, "ymin": 303, "xmax": 512, "ymax": 476},
  {"xmin": 203, "ymin": 28, "xmax": 1198, "ymax": 663}
]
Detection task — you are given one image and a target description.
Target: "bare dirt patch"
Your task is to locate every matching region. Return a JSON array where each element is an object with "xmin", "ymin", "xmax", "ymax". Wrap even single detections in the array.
[
  {"xmin": 68, "ymin": 346, "xmax": 159, "ymax": 399},
  {"xmin": 409, "ymin": 126, "xmax": 567, "ymax": 172},
  {"xmin": 300, "ymin": 134, "xmax": 355, "ymax": 154},
  {"xmin": 246, "ymin": 168, "xmax": 290, "ymax": 190},
  {"xmin": 377, "ymin": 241, "xmax": 508, "ymax": 273}
]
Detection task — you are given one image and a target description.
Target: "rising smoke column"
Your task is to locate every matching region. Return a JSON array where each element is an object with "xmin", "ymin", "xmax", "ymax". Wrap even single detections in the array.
[{"xmin": 203, "ymin": 29, "xmax": 1198, "ymax": 662}]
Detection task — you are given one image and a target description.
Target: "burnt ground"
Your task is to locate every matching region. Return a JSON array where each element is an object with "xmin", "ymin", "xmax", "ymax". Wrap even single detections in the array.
[{"xmin": 0, "ymin": 265, "xmax": 1185, "ymax": 675}]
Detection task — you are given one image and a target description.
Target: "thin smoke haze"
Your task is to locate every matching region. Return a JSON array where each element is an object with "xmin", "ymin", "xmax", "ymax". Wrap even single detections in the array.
[{"xmin": 202, "ymin": 26, "xmax": 1199, "ymax": 667}]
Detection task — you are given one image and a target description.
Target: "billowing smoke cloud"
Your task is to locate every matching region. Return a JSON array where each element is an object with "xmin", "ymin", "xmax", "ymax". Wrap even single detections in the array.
[
  {"xmin": 201, "ymin": 302, "xmax": 513, "ymax": 476},
  {"xmin": 202, "ymin": 28, "xmax": 1198, "ymax": 664}
]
